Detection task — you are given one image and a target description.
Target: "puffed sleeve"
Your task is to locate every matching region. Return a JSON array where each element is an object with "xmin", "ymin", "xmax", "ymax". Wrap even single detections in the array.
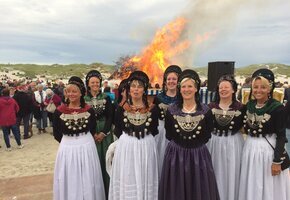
[
  {"xmin": 152, "ymin": 96, "xmax": 162, "ymax": 119},
  {"xmin": 149, "ymin": 105, "xmax": 159, "ymax": 136},
  {"xmin": 236, "ymin": 103, "xmax": 247, "ymax": 131},
  {"xmin": 88, "ymin": 108, "xmax": 97, "ymax": 136},
  {"xmin": 285, "ymin": 102, "xmax": 290, "ymax": 128},
  {"xmin": 152, "ymin": 95, "xmax": 160, "ymax": 105},
  {"xmin": 114, "ymin": 105, "xmax": 123, "ymax": 138},
  {"xmin": 272, "ymin": 105, "xmax": 287, "ymax": 163},
  {"xmin": 286, "ymin": 101, "xmax": 290, "ymax": 114},
  {"xmin": 53, "ymin": 109, "xmax": 63, "ymax": 143},
  {"xmin": 164, "ymin": 109, "xmax": 175, "ymax": 140},
  {"xmin": 208, "ymin": 102, "xmax": 215, "ymax": 109},
  {"xmin": 240, "ymin": 104, "xmax": 247, "ymax": 118},
  {"xmin": 204, "ymin": 108, "xmax": 214, "ymax": 143}
]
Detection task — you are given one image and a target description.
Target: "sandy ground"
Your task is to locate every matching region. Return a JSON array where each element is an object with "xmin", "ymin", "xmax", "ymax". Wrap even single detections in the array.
[
  {"xmin": 0, "ymin": 126, "xmax": 58, "ymax": 200},
  {"xmin": 0, "ymin": 127, "xmax": 58, "ymax": 179},
  {"xmin": 0, "ymin": 174, "xmax": 53, "ymax": 200}
]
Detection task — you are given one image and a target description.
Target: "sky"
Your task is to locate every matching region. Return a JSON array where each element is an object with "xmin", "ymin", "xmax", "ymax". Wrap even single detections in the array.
[{"xmin": 0, "ymin": 0, "xmax": 290, "ymax": 68}]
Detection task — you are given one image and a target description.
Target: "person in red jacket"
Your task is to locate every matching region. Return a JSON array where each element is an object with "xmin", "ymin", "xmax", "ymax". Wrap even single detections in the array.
[
  {"xmin": 44, "ymin": 88, "xmax": 62, "ymax": 127},
  {"xmin": 0, "ymin": 88, "xmax": 23, "ymax": 151}
]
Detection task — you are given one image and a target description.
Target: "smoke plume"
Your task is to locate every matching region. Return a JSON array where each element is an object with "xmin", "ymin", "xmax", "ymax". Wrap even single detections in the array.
[{"xmin": 174, "ymin": 0, "xmax": 276, "ymax": 66}]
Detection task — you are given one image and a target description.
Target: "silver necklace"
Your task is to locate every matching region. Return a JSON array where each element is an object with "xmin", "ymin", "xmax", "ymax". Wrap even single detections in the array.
[{"xmin": 183, "ymin": 104, "xmax": 196, "ymax": 113}]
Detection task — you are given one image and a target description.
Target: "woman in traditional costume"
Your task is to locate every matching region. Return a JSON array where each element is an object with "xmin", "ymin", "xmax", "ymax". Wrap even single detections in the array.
[
  {"xmin": 238, "ymin": 68, "xmax": 290, "ymax": 200},
  {"xmin": 153, "ymin": 65, "xmax": 182, "ymax": 176},
  {"xmin": 53, "ymin": 76, "xmax": 105, "ymax": 200},
  {"xmin": 207, "ymin": 75, "xmax": 245, "ymax": 200},
  {"xmin": 84, "ymin": 70, "xmax": 114, "ymax": 198},
  {"xmin": 159, "ymin": 69, "xmax": 220, "ymax": 200},
  {"xmin": 109, "ymin": 71, "xmax": 159, "ymax": 200}
]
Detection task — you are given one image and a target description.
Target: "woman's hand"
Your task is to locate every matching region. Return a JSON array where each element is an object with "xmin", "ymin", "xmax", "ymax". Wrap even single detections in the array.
[
  {"xmin": 95, "ymin": 132, "xmax": 106, "ymax": 143},
  {"xmin": 271, "ymin": 163, "xmax": 282, "ymax": 176},
  {"xmin": 94, "ymin": 133, "xmax": 98, "ymax": 142}
]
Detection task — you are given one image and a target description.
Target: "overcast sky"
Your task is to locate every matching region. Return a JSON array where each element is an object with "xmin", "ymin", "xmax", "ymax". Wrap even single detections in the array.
[{"xmin": 0, "ymin": 0, "xmax": 289, "ymax": 68}]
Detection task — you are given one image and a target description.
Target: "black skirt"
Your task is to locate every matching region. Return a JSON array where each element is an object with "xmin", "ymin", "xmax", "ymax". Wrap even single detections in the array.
[{"xmin": 159, "ymin": 141, "xmax": 220, "ymax": 200}]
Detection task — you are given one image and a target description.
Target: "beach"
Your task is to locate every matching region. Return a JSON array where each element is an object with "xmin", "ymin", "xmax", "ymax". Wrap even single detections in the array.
[
  {"xmin": 0, "ymin": 126, "xmax": 58, "ymax": 200},
  {"xmin": 0, "ymin": 127, "xmax": 58, "ymax": 179}
]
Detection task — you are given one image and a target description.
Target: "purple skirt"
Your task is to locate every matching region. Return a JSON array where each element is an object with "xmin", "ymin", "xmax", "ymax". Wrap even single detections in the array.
[{"xmin": 159, "ymin": 141, "xmax": 220, "ymax": 200}]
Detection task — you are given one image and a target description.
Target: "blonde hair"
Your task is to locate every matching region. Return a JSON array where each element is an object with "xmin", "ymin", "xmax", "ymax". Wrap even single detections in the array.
[
  {"xmin": 252, "ymin": 76, "xmax": 273, "ymax": 89},
  {"xmin": 65, "ymin": 83, "xmax": 81, "ymax": 93},
  {"xmin": 180, "ymin": 78, "xmax": 196, "ymax": 86}
]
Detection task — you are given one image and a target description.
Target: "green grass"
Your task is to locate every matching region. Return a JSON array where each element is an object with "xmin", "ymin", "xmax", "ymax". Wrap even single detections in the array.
[
  {"xmin": 0, "ymin": 63, "xmax": 115, "ymax": 79},
  {"xmin": 0, "ymin": 62, "xmax": 289, "ymax": 80}
]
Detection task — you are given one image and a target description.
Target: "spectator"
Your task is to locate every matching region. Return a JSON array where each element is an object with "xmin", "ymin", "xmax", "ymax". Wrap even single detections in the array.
[
  {"xmin": 104, "ymin": 86, "xmax": 115, "ymax": 103},
  {"xmin": 201, "ymin": 79, "xmax": 208, "ymax": 87},
  {"xmin": 54, "ymin": 81, "xmax": 65, "ymax": 103},
  {"xmin": 116, "ymin": 79, "xmax": 128, "ymax": 106},
  {"xmin": 237, "ymin": 76, "xmax": 252, "ymax": 101},
  {"xmin": 44, "ymin": 89, "xmax": 62, "ymax": 127},
  {"xmin": 101, "ymin": 80, "xmax": 109, "ymax": 93},
  {"xmin": 34, "ymin": 84, "xmax": 48, "ymax": 134},
  {"xmin": 0, "ymin": 82, "xmax": 4, "ymax": 95},
  {"xmin": 155, "ymin": 83, "xmax": 160, "ymax": 89},
  {"xmin": 13, "ymin": 84, "xmax": 34, "ymax": 139},
  {"xmin": 0, "ymin": 88, "xmax": 24, "ymax": 151},
  {"xmin": 112, "ymin": 83, "xmax": 119, "ymax": 101},
  {"xmin": 27, "ymin": 81, "xmax": 37, "ymax": 136}
]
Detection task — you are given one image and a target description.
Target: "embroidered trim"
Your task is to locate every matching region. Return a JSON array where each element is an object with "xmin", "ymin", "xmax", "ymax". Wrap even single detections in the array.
[
  {"xmin": 60, "ymin": 112, "xmax": 90, "ymax": 130},
  {"xmin": 158, "ymin": 103, "xmax": 169, "ymax": 120},
  {"xmin": 174, "ymin": 114, "xmax": 204, "ymax": 132},
  {"xmin": 124, "ymin": 111, "xmax": 151, "ymax": 126},
  {"xmin": 158, "ymin": 103, "xmax": 169, "ymax": 111},
  {"xmin": 212, "ymin": 108, "xmax": 241, "ymax": 127},
  {"xmin": 86, "ymin": 98, "xmax": 106, "ymax": 115},
  {"xmin": 246, "ymin": 111, "xmax": 271, "ymax": 129}
]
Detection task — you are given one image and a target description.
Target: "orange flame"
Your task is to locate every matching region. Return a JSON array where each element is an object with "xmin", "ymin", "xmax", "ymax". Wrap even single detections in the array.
[
  {"xmin": 126, "ymin": 17, "xmax": 190, "ymax": 84},
  {"xmin": 119, "ymin": 18, "xmax": 216, "ymax": 85}
]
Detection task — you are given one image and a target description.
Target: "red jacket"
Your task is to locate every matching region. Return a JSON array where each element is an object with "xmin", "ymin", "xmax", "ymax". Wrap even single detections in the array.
[
  {"xmin": 0, "ymin": 96, "xmax": 19, "ymax": 126},
  {"xmin": 44, "ymin": 94, "xmax": 62, "ymax": 107}
]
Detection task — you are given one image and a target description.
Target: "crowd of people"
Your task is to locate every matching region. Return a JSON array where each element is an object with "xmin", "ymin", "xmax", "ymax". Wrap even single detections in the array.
[
  {"xmin": 0, "ymin": 79, "xmax": 66, "ymax": 150},
  {"xmin": 0, "ymin": 66, "xmax": 290, "ymax": 200}
]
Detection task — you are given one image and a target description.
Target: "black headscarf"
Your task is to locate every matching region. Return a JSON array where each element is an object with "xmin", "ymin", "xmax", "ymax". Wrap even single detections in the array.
[
  {"xmin": 67, "ymin": 76, "xmax": 86, "ymax": 108},
  {"xmin": 127, "ymin": 71, "xmax": 150, "ymax": 108},
  {"xmin": 162, "ymin": 65, "xmax": 182, "ymax": 92},
  {"xmin": 85, "ymin": 70, "xmax": 103, "ymax": 91},
  {"xmin": 214, "ymin": 74, "xmax": 238, "ymax": 103},
  {"xmin": 117, "ymin": 78, "xmax": 128, "ymax": 104},
  {"xmin": 251, "ymin": 68, "xmax": 275, "ymax": 98}
]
